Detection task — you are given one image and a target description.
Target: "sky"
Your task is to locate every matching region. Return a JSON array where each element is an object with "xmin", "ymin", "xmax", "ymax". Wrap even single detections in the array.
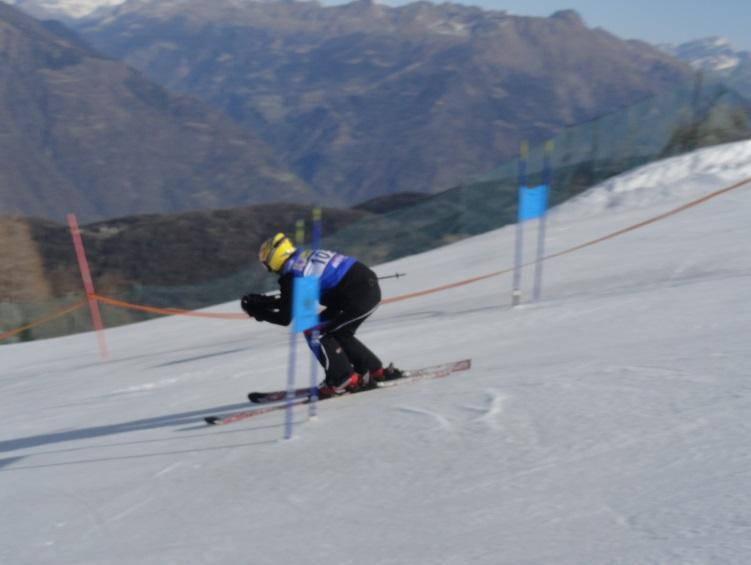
[
  {"xmin": 379, "ymin": 0, "xmax": 751, "ymax": 51},
  {"xmin": 2, "ymin": 139, "xmax": 751, "ymax": 564}
]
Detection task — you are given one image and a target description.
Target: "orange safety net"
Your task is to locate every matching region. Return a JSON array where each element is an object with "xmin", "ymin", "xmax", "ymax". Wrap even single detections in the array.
[
  {"xmin": 3, "ymin": 175, "xmax": 749, "ymax": 341},
  {"xmin": 92, "ymin": 294, "xmax": 247, "ymax": 320},
  {"xmin": 0, "ymin": 299, "xmax": 87, "ymax": 342},
  {"xmin": 384, "ymin": 175, "xmax": 751, "ymax": 304}
]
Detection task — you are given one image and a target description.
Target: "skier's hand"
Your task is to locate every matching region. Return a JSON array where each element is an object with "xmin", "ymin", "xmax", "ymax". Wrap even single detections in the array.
[
  {"xmin": 241, "ymin": 295, "xmax": 257, "ymax": 316},
  {"xmin": 243, "ymin": 293, "xmax": 276, "ymax": 306},
  {"xmin": 243, "ymin": 297, "xmax": 277, "ymax": 323},
  {"xmin": 240, "ymin": 296, "xmax": 253, "ymax": 316}
]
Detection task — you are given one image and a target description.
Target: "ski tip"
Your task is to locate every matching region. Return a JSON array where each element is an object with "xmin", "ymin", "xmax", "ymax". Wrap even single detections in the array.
[
  {"xmin": 204, "ymin": 416, "xmax": 221, "ymax": 425},
  {"xmin": 248, "ymin": 392, "xmax": 261, "ymax": 403}
]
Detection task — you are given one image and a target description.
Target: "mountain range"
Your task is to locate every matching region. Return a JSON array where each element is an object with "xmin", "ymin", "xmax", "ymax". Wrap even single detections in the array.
[
  {"xmin": 72, "ymin": 0, "xmax": 693, "ymax": 205},
  {"xmin": 0, "ymin": 1, "xmax": 310, "ymax": 222},
  {"xmin": 2, "ymin": 0, "xmax": 696, "ymax": 219}
]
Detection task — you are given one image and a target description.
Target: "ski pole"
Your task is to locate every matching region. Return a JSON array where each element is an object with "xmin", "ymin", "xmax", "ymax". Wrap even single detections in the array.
[{"xmin": 378, "ymin": 272, "xmax": 407, "ymax": 281}]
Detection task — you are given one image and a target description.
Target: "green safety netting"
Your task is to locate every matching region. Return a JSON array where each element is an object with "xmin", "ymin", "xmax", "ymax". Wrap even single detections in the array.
[{"xmin": 3, "ymin": 77, "xmax": 751, "ymax": 342}]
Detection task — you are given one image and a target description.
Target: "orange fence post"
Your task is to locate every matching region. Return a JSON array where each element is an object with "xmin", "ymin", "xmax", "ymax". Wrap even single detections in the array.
[{"xmin": 67, "ymin": 213, "xmax": 109, "ymax": 359}]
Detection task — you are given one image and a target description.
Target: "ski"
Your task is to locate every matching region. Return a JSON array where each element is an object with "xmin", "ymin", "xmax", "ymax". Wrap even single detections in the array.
[
  {"xmin": 248, "ymin": 388, "xmax": 305, "ymax": 404},
  {"xmin": 204, "ymin": 358, "xmax": 471, "ymax": 426},
  {"xmin": 247, "ymin": 359, "xmax": 471, "ymax": 404},
  {"xmin": 204, "ymin": 399, "xmax": 308, "ymax": 426}
]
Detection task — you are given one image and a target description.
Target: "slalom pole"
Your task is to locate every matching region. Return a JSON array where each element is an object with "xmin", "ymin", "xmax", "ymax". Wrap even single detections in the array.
[
  {"xmin": 285, "ymin": 218, "xmax": 307, "ymax": 439},
  {"xmin": 288, "ymin": 275, "xmax": 321, "ymax": 439},
  {"xmin": 533, "ymin": 141, "xmax": 553, "ymax": 302},
  {"xmin": 284, "ymin": 329, "xmax": 297, "ymax": 440},
  {"xmin": 295, "ymin": 219, "xmax": 305, "ymax": 249},
  {"xmin": 67, "ymin": 213, "xmax": 109, "ymax": 359},
  {"xmin": 511, "ymin": 141, "xmax": 528, "ymax": 307},
  {"xmin": 309, "ymin": 207, "xmax": 322, "ymax": 418}
]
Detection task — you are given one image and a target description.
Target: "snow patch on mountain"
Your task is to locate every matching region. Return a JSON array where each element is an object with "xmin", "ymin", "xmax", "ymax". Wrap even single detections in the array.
[
  {"xmin": 8, "ymin": 0, "xmax": 129, "ymax": 19},
  {"xmin": 660, "ymin": 36, "xmax": 749, "ymax": 72}
]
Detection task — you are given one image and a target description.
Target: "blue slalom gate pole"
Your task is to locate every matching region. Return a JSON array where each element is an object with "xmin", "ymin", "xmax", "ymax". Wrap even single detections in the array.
[
  {"xmin": 284, "ymin": 330, "xmax": 297, "ymax": 440},
  {"xmin": 286, "ymin": 274, "xmax": 320, "ymax": 439},
  {"xmin": 511, "ymin": 141, "xmax": 528, "ymax": 307},
  {"xmin": 309, "ymin": 208, "xmax": 322, "ymax": 418},
  {"xmin": 308, "ymin": 330, "xmax": 320, "ymax": 419},
  {"xmin": 285, "ymin": 218, "xmax": 306, "ymax": 439},
  {"xmin": 533, "ymin": 141, "xmax": 553, "ymax": 302},
  {"xmin": 514, "ymin": 141, "xmax": 551, "ymax": 307}
]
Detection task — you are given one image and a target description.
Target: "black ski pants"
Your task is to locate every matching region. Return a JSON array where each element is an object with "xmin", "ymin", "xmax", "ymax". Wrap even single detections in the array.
[{"xmin": 305, "ymin": 262, "xmax": 382, "ymax": 387}]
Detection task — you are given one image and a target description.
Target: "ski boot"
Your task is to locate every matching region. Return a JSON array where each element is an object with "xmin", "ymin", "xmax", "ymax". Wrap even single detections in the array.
[
  {"xmin": 370, "ymin": 363, "xmax": 403, "ymax": 382},
  {"xmin": 317, "ymin": 372, "xmax": 364, "ymax": 399}
]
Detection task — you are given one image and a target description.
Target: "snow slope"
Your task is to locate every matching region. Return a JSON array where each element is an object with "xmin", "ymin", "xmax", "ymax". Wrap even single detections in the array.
[{"xmin": 2, "ymin": 141, "xmax": 751, "ymax": 564}]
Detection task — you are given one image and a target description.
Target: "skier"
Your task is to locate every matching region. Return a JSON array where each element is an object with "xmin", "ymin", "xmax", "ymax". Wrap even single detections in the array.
[{"xmin": 242, "ymin": 233, "xmax": 400, "ymax": 398}]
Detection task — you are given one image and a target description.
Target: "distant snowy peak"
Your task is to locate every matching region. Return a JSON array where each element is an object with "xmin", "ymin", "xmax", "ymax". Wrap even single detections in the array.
[
  {"xmin": 660, "ymin": 37, "xmax": 750, "ymax": 72},
  {"xmin": 6, "ymin": 0, "xmax": 243, "ymax": 19},
  {"xmin": 6, "ymin": 0, "xmax": 296, "ymax": 19},
  {"xmin": 6, "ymin": 0, "xmax": 127, "ymax": 19}
]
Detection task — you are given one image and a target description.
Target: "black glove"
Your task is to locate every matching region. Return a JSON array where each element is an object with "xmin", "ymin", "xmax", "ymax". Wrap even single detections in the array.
[
  {"xmin": 244, "ymin": 293, "xmax": 277, "ymax": 306},
  {"xmin": 242, "ymin": 294, "xmax": 279, "ymax": 320},
  {"xmin": 241, "ymin": 295, "xmax": 258, "ymax": 317}
]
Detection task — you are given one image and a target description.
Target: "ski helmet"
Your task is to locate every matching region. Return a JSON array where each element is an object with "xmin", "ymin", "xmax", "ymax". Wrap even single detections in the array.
[{"xmin": 259, "ymin": 233, "xmax": 296, "ymax": 272}]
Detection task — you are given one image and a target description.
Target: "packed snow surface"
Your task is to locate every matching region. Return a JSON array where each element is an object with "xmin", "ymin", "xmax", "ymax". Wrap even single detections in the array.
[{"xmin": 2, "ymin": 141, "xmax": 751, "ymax": 564}]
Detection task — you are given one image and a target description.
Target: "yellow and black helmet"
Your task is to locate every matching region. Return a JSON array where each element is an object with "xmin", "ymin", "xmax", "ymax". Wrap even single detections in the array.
[{"xmin": 258, "ymin": 233, "xmax": 296, "ymax": 272}]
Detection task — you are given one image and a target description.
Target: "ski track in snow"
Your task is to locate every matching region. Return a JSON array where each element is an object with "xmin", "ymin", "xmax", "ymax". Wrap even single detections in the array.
[
  {"xmin": 460, "ymin": 389, "xmax": 508, "ymax": 431},
  {"xmin": 394, "ymin": 405, "xmax": 454, "ymax": 433},
  {"xmin": 111, "ymin": 378, "xmax": 180, "ymax": 394},
  {"xmin": 109, "ymin": 498, "xmax": 154, "ymax": 522},
  {"xmin": 394, "ymin": 389, "xmax": 508, "ymax": 435}
]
